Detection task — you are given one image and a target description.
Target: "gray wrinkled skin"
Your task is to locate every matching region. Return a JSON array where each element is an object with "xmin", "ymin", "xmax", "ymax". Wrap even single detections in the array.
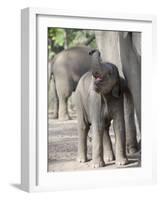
[
  {"xmin": 50, "ymin": 41, "xmax": 138, "ymax": 154},
  {"xmin": 75, "ymin": 50, "xmax": 128, "ymax": 168},
  {"xmin": 50, "ymin": 46, "xmax": 93, "ymax": 120}
]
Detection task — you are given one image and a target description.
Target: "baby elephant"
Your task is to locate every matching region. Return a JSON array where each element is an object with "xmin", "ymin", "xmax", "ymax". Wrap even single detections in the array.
[{"xmin": 75, "ymin": 49, "xmax": 128, "ymax": 168}]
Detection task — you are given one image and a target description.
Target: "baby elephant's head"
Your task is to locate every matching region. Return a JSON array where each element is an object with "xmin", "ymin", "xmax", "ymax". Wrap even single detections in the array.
[{"xmin": 89, "ymin": 49, "xmax": 121, "ymax": 97}]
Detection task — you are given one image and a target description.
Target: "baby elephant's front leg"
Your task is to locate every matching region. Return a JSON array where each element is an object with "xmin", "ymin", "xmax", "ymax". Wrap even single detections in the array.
[
  {"xmin": 113, "ymin": 108, "xmax": 128, "ymax": 166},
  {"xmin": 92, "ymin": 125, "xmax": 105, "ymax": 168}
]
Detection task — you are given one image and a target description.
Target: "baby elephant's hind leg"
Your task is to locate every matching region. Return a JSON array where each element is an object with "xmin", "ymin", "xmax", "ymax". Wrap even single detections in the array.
[{"xmin": 76, "ymin": 91, "xmax": 89, "ymax": 163}]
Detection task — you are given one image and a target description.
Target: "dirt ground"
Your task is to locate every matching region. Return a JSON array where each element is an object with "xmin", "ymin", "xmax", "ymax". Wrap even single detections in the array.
[{"xmin": 48, "ymin": 114, "xmax": 141, "ymax": 172}]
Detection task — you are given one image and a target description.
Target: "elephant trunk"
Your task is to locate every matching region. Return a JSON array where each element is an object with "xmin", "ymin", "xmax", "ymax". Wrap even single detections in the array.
[{"xmin": 89, "ymin": 49, "xmax": 102, "ymax": 71}]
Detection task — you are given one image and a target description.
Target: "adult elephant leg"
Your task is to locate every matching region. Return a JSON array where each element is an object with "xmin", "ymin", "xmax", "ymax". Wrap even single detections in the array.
[
  {"xmin": 119, "ymin": 33, "xmax": 141, "ymax": 130},
  {"xmin": 95, "ymin": 31, "xmax": 124, "ymax": 77},
  {"xmin": 124, "ymin": 89, "xmax": 138, "ymax": 154},
  {"xmin": 103, "ymin": 127, "xmax": 115, "ymax": 163},
  {"xmin": 56, "ymin": 79, "xmax": 72, "ymax": 120},
  {"xmin": 52, "ymin": 76, "xmax": 58, "ymax": 119},
  {"xmin": 58, "ymin": 96, "xmax": 70, "ymax": 120},
  {"xmin": 48, "ymin": 75, "xmax": 58, "ymax": 118}
]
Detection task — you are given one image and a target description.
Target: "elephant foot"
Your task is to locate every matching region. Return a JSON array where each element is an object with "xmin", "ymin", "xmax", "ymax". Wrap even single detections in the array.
[
  {"xmin": 53, "ymin": 113, "xmax": 58, "ymax": 119},
  {"xmin": 116, "ymin": 157, "xmax": 128, "ymax": 166},
  {"xmin": 127, "ymin": 146, "xmax": 138, "ymax": 155},
  {"xmin": 92, "ymin": 159, "xmax": 105, "ymax": 168},
  {"xmin": 77, "ymin": 156, "xmax": 87, "ymax": 163},
  {"xmin": 59, "ymin": 114, "xmax": 71, "ymax": 121},
  {"xmin": 104, "ymin": 153, "xmax": 115, "ymax": 163}
]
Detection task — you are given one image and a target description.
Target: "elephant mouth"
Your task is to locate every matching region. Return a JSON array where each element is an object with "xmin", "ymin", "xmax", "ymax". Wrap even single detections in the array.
[
  {"xmin": 94, "ymin": 84, "xmax": 101, "ymax": 92},
  {"xmin": 94, "ymin": 83, "xmax": 112, "ymax": 95}
]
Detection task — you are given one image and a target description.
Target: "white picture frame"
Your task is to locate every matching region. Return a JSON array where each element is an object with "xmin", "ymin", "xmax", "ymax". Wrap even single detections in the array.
[{"xmin": 21, "ymin": 7, "xmax": 156, "ymax": 192}]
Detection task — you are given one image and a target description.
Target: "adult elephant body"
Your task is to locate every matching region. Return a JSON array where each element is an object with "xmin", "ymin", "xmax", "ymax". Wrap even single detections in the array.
[
  {"xmin": 51, "ymin": 46, "xmax": 93, "ymax": 120},
  {"xmin": 95, "ymin": 31, "xmax": 141, "ymax": 130}
]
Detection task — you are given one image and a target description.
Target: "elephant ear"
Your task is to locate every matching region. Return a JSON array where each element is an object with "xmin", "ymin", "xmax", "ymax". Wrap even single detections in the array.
[
  {"xmin": 112, "ymin": 82, "xmax": 121, "ymax": 98},
  {"xmin": 111, "ymin": 67, "xmax": 122, "ymax": 98}
]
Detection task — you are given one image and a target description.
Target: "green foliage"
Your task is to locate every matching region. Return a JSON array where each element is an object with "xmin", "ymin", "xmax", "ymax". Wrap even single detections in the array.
[
  {"xmin": 49, "ymin": 28, "xmax": 65, "ymax": 46},
  {"xmin": 48, "ymin": 28, "xmax": 96, "ymax": 60}
]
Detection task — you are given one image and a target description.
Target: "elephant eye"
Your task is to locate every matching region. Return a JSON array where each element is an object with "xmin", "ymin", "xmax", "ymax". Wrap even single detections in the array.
[{"xmin": 108, "ymin": 71, "xmax": 112, "ymax": 77}]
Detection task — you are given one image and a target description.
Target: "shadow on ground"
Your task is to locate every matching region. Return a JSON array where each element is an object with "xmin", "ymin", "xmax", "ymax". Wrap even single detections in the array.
[{"xmin": 48, "ymin": 118, "xmax": 141, "ymax": 172}]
